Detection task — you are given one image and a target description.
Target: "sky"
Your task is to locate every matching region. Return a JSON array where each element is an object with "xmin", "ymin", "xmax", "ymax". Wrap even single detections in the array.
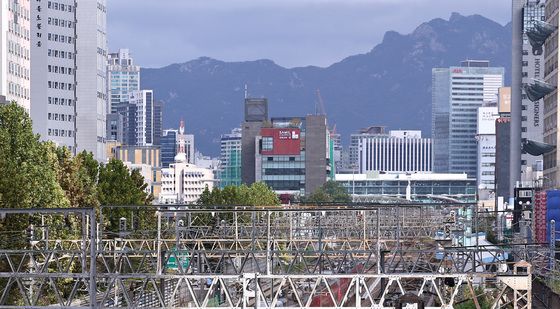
[{"xmin": 107, "ymin": 0, "xmax": 511, "ymax": 69}]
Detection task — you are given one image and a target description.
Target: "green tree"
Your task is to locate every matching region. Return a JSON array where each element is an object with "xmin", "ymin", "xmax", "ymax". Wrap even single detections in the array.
[
  {"xmin": 196, "ymin": 182, "xmax": 280, "ymax": 206},
  {"xmin": 55, "ymin": 146, "xmax": 99, "ymax": 209},
  {"xmin": 0, "ymin": 102, "xmax": 69, "ymax": 209},
  {"xmin": 307, "ymin": 180, "xmax": 351, "ymax": 204},
  {"xmin": 97, "ymin": 159, "xmax": 153, "ymax": 232},
  {"xmin": 247, "ymin": 182, "xmax": 280, "ymax": 206}
]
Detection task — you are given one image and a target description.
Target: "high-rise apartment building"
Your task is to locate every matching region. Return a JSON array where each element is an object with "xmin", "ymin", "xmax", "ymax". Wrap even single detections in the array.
[
  {"xmin": 31, "ymin": 0, "xmax": 77, "ymax": 151},
  {"xmin": 356, "ymin": 130, "xmax": 432, "ymax": 174},
  {"xmin": 432, "ymin": 60, "xmax": 504, "ymax": 179},
  {"xmin": 107, "ymin": 49, "xmax": 140, "ymax": 114},
  {"xmin": 129, "ymin": 90, "xmax": 154, "ymax": 146},
  {"xmin": 75, "ymin": 0, "xmax": 107, "ymax": 161},
  {"xmin": 31, "ymin": 0, "xmax": 108, "ymax": 160},
  {"xmin": 2, "ymin": 0, "xmax": 31, "ymax": 111},
  {"xmin": 218, "ymin": 128, "xmax": 242, "ymax": 188}
]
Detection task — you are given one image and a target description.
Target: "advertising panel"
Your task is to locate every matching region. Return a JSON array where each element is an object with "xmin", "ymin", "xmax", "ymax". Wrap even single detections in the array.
[{"xmin": 261, "ymin": 128, "xmax": 301, "ymax": 155}]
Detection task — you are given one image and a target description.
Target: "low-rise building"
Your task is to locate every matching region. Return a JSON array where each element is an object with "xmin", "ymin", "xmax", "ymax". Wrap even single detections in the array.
[
  {"xmin": 159, "ymin": 153, "xmax": 215, "ymax": 204},
  {"xmin": 113, "ymin": 145, "xmax": 161, "ymax": 197},
  {"xmin": 335, "ymin": 172, "xmax": 476, "ymax": 203}
]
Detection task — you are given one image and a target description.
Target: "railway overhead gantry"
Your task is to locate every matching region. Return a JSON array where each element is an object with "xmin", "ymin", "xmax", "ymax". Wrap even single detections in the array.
[{"xmin": 0, "ymin": 204, "xmax": 556, "ymax": 308}]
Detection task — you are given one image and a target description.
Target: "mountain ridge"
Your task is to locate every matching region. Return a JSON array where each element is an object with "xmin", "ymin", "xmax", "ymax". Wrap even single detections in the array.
[{"xmin": 141, "ymin": 13, "xmax": 512, "ymax": 156}]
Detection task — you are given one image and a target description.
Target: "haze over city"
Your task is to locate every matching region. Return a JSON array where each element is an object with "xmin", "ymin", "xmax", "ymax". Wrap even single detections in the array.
[{"xmin": 1, "ymin": 0, "xmax": 559, "ymax": 308}]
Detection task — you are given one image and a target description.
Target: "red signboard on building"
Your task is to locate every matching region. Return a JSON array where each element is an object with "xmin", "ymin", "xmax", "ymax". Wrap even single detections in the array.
[{"xmin": 261, "ymin": 128, "xmax": 301, "ymax": 155}]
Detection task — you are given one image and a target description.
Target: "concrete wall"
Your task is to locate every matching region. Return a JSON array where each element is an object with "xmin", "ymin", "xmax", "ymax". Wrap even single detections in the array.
[{"xmin": 305, "ymin": 115, "xmax": 328, "ymax": 195}]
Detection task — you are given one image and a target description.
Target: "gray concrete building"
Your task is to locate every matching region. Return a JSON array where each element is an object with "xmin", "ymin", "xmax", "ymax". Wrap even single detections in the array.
[
  {"xmin": 305, "ymin": 115, "xmax": 329, "ymax": 195},
  {"xmin": 241, "ymin": 98, "xmax": 268, "ymax": 185}
]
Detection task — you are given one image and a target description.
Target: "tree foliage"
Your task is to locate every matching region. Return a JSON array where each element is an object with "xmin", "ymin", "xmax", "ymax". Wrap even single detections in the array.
[
  {"xmin": 97, "ymin": 159, "xmax": 154, "ymax": 232},
  {"xmin": 197, "ymin": 182, "xmax": 280, "ymax": 206},
  {"xmin": 307, "ymin": 180, "xmax": 351, "ymax": 204},
  {"xmin": 55, "ymin": 147, "xmax": 99, "ymax": 209},
  {"xmin": 0, "ymin": 102, "xmax": 69, "ymax": 209}
]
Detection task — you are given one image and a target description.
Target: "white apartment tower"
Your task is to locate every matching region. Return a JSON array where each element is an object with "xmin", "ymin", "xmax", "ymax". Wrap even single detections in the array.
[
  {"xmin": 75, "ymin": 0, "xmax": 107, "ymax": 161},
  {"xmin": 30, "ymin": 0, "xmax": 107, "ymax": 160},
  {"xmin": 1, "ymin": 0, "xmax": 31, "ymax": 111},
  {"xmin": 129, "ymin": 90, "xmax": 155, "ymax": 146},
  {"xmin": 31, "ymin": 0, "xmax": 77, "ymax": 151}
]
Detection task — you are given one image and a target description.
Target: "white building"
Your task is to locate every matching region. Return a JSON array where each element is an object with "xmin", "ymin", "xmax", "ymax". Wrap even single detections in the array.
[
  {"xmin": 160, "ymin": 127, "xmax": 214, "ymax": 204},
  {"xmin": 75, "ymin": 0, "xmax": 107, "ymax": 161},
  {"xmin": 30, "ymin": 0, "xmax": 108, "ymax": 160},
  {"xmin": 31, "ymin": 0, "xmax": 77, "ymax": 151},
  {"xmin": 1, "ymin": 0, "xmax": 31, "ymax": 111},
  {"xmin": 356, "ymin": 129, "xmax": 432, "ymax": 174},
  {"xmin": 476, "ymin": 105, "xmax": 499, "ymax": 199},
  {"xmin": 160, "ymin": 154, "xmax": 215, "ymax": 205},
  {"xmin": 123, "ymin": 162, "xmax": 154, "ymax": 195},
  {"xmin": 129, "ymin": 90, "xmax": 155, "ymax": 146}
]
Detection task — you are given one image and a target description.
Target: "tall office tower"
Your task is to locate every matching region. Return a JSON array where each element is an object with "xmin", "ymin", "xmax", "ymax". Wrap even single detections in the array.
[
  {"xmin": 542, "ymin": 0, "xmax": 560, "ymax": 188},
  {"xmin": 241, "ymin": 98, "xmax": 268, "ymax": 185},
  {"xmin": 476, "ymin": 105, "xmax": 499, "ymax": 199},
  {"xmin": 1, "ymin": 0, "xmax": 31, "ymax": 111},
  {"xmin": 432, "ymin": 60, "xmax": 504, "ymax": 179},
  {"xmin": 31, "ymin": 0, "xmax": 77, "ymax": 151},
  {"xmin": 218, "ymin": 128, "xmax": 242, "ymax": 188},
  {"xmin": 107, "ymin": 49, "xmax": 140, "ymax": 114},
  {"xmin": 349, "ymin": 126, "xmax": 386, "ymax": 170},
  {"xmin": 356, "ymin": 130, "xmax": 432, "ymax": 174},
  {"xmin": 75, "ymin": 0, "xmax": 107, "ymax": 161}
]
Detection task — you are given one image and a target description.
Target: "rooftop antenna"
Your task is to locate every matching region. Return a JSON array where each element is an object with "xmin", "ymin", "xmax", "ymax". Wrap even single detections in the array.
[{"xmin": 244, "ymin": 84, "xmax": 248, "ymax": 99}]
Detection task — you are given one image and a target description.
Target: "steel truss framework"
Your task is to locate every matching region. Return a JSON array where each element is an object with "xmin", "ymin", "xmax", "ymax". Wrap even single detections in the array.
[{"xmin": 0, "ymin": 204, "xmax": 555, "ymax": 308}]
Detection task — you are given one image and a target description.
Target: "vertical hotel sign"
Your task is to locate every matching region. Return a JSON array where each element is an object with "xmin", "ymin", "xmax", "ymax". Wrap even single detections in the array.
[{"xmin": 34, "ymin": 0, "xmax": 44, "ymax": 48}]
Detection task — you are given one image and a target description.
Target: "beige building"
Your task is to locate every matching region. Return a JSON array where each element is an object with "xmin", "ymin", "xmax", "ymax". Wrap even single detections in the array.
[
  {"xmin": 1, "ymin": 0, "xmax": 31, "ymax": 111},
  {"xmin": 113, "ymin": 145, "xmax": 161, "ymax": 197}
]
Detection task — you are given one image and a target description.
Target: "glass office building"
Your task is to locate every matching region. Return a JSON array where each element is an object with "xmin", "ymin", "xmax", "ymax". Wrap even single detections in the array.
[{"xmin": 432, "ymin": 61, "xmax": 504, "ymax": 179}]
